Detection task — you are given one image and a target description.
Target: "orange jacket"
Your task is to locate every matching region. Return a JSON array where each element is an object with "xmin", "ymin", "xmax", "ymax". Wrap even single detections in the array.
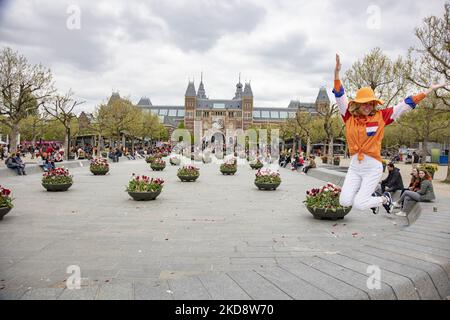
[{"xmin": 333, "ymin": 80, "xmax": 426, "ymax": 162}]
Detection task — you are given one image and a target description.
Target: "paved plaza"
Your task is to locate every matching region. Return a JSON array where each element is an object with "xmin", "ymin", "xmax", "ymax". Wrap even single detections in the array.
[{"xmin": 1, "ymin": 158, "xmax": 450, "ymax": 300}]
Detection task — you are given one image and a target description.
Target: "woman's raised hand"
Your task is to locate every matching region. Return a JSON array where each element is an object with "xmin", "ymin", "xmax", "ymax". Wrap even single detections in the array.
[
  {"xmin": 425, "ymin": 82, "xmax": 449, "ymax": 95},
  {"xmin": 335, "ymin": 54, "xmax": 341, "ymax": 80}
]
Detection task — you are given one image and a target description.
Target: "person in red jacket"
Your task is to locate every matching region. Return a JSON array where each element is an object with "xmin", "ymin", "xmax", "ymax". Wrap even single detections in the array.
[{"xmin": 333, "ymin": 53, "xmax": 446, "ymax": 213}]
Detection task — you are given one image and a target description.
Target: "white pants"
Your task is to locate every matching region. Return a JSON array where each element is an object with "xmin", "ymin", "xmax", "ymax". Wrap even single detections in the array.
[{"xmin": 339, "ymin": 154, "xmax": 384, "ymax": 210}]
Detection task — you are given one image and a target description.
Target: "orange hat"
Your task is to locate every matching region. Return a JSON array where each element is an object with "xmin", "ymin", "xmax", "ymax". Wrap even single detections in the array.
[{"xmin": 349, "ymin": 87, "xmax": 384, "ymax": 105}]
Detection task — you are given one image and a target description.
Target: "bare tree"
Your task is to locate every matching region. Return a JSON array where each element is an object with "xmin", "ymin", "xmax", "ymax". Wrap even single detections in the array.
[
  {"xmin": 344, "ymin": 47, "xmax": 411, "ymax": 106},
  {"xmin": 43, "ymin": 90, "xmax": 84, "ymax": 160},
  {"xmin": 317, "ymin": 104, "xmax": 340, "ymax": 163},
  {"xmin": 409, "ymin": 3, "xmax": 450, "ymax": 180},
  {"xmin": 0, "ymin": 47, "xmax": 54, "ymax": 152}
]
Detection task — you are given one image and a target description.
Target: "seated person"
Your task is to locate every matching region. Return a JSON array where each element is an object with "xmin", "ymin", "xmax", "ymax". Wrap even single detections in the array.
[
  {"xmin": 5, "ymin": 152, "xmax": 26, "ymax": 175},
  {"xmin": 401, "ymin": 168, "xmax": 420, "ymax": 196},
  {"xmin": 381, "ymin": 163, "xmax": 404, "ymax": 193},
  {"xmin": 393, "ymin": 169, "xmax": 435, "ymax": 217},
  {"xmin": 302, "ymin": 156, "xmax": 316, "ymax": 174}
]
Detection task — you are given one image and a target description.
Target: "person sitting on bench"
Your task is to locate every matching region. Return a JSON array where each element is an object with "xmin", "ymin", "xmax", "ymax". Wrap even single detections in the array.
[
  {"xmin": 5, "ymin": 152, "xmax": 26, "ymax": 175},
  {"xmin": 381, "ymin": 163, "xmax": 404, "ymax": 193}
]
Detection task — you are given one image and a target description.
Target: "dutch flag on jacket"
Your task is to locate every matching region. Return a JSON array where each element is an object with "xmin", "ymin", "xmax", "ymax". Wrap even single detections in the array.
[{"xmin": 366, "ymin": 122, "xmax": 378, "ymax": 137}]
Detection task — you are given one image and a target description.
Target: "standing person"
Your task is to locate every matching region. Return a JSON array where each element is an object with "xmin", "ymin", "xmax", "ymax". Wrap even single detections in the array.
[
  {"xmin": 333, "ymin": 53, "xmax": 447, "ymax": 212},
  {"xmin": 0, "ymin": 144, "xmax": 4, "ymax": 160},
  {"xmin": 393, "ymin": 170, "xmax": 435, "ymax": 217}
]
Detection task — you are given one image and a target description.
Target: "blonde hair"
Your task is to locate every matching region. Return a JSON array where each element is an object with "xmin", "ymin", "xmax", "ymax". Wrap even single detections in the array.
[{"xmin": 348, "ymin": 101, "xmax": 378, "ymax": 116}]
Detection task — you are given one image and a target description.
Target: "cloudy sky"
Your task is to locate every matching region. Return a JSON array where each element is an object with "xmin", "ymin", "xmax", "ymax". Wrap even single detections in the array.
[{"xmin": 0, "ymin": 0, "xmax": 446, "ymax": 112}]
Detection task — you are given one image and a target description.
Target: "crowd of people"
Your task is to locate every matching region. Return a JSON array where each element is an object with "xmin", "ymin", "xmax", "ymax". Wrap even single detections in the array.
[{"xmin": 278, "ymin": 150, "xmax": 317, "ymax": 174}]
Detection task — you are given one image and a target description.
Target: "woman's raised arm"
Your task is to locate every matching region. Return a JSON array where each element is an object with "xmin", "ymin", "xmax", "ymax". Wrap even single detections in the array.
[{"xmin": 332, "ymin": 54, "xmax": 349, "ymax": 116}]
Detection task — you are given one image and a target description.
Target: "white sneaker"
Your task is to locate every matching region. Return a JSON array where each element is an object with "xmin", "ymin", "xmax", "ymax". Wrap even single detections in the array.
[
  {"xmin": 395, "ymin": 211, "xmax": 407, "ymax": 217},
  {"xmin": 393, "ymin": 201, "xmax": 401, "ymax": 209}
]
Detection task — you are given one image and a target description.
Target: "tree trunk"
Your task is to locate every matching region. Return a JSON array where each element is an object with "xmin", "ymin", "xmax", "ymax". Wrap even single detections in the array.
[
  {"xmin": 328, "ymin": 136, "xmax": 334, "ymax": 164},
  {"xmin": 421, "ymin": 139, "xmax": 428, "ymax": 164},
  {"xmin": 64, "ymin": 127, "xmax": 70, "ymax": 161},
  {"xmin": 98, "ymin": 134, "xmax": 104, "ymax": 155},
  {"xmin": 9, "ymin": 123, "xmax": 20, "ymax": 153},
  {"xmin": 306, "ymin": 135, "xmax": 311, "ymax": 157}
]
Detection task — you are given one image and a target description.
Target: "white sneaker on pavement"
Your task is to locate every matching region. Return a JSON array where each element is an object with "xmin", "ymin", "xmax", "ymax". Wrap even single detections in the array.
[{"xmin": 395, "ymin": 211, "xmax": 407, "ymax": 217}]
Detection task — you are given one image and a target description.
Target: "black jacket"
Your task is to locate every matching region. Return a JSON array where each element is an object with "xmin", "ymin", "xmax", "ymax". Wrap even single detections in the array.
[{"xmin": 382, "ymin": 168, "xmax": 404, "ymax": 191}]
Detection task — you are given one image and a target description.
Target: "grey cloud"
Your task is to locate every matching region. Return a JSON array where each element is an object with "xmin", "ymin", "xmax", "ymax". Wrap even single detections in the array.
[
  {"xmin": 149, "ymin": 0, "xmax": 266, "ymax": 51},
  {"xmin": 253, "ymin": 32, "xmax": 330, "ymax": 74},
  {"xmin": 0, "ymin": 1, "xmax": 163, "ymax": 71}
]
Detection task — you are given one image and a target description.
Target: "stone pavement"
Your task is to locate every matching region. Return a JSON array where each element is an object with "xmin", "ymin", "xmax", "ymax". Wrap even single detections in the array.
[{"xmin": 0, "ymin": 157, "xmax": 449, "ymax": 300}]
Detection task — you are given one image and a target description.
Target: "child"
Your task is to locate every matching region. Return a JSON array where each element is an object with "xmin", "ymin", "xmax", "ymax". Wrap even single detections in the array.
[{"xmin": 333, "ymin": 54, "xmax": 446, "ymax": 212}]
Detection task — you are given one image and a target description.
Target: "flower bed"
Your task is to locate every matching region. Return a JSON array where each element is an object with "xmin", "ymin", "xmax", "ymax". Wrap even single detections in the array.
[
  {"xmin": 0, "ymin": 185, "xmax": 13, "ymax": 220},
  {"xmin": 90, "ymin": 157, "xmax": 109, "ymax": 175},
  {"xmin": 126, "ymin": 174, "xmax": 164, "ymax": 201},
  {"xmin": 254, "ymin": 169, "xmax": 281, "ymax": 190},
  {"xmin": 333, "ymin": 156, "xmax": 340, "ymax": 166},
  {"xmin": 177, "ymin": 165, "xmax": 200, "ymax": 182},
  {"xmin": 304, "ymin": 183, "xmax": 351, "ymax": 220},
  {"xmin": 145, "ymin": 155, "xmax": 156, "ymax": 163},
  {"xmin": 220, "ymin": 159, "xmax": 237, "ymax": 175},
  {"xmin": 151, "ymin": 158, "xmax": 166, "ymax": 171},
  {"xmin": 42, "ymin": 168, "xmax": 73, "ymax": 191},
  {"xmin": 249, "ymin": 159, "xmax": 263, "ymax": 170}
]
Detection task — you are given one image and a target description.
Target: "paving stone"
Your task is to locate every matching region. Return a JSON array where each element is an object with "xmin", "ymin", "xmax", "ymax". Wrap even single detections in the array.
[
  {"xmin": 226, "ymin": 270, "xmax": 292, "ymax": 300},
  {"xmin": 197, "ymin": 272, "xmax": 252, "ymax": 300},
  {"xmin": 168, "ymin": 276, "xmax": 212, "ymax": 300},
  {"xmin": 277, "ymin": 260, "xmax": 369, "ymax": 300},
  {"xmin": 327, "ymin": 252, "xmax": 430, "ymax": 299},
  {"xmin": 297, "ymin": 256, "xmax": 395, "ymax": 300},
  {"xmin": 20, "ymin": 288, "xmax": 65, "ymax": 300},
  {"xmin": 355, "ymin": 246, "xmax": 450, "ymax": 299},
  {"xmin": 134, "ymin": 280, "xmax": 173, "ymax": 300},
  {"xmin": 96, "ymin": 281, "xmax": 133, "ymax": 300},
  {"xmin": 255, "ymin": 267, "xmax": 335, "ymax": 300}
]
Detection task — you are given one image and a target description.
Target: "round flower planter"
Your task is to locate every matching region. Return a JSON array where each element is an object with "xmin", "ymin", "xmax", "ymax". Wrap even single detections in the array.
[
  {"xmin": 306, "ymin": 205, "xmax": 352, "ymax": 220},
  {"xmin": 0, "ymin": 206, "xmax": 12, "ymax": 220},
  {"xmin": 170, "ymin": 159, "xmax": 181, "ymax": 166},
  {"xmin": 151, "ymin": 165, "xmax": 166, "ymax": 171},
  {"xmin": 220, "ymin": 168, "xmax": 237, "ymax": 175},
  {"xmin": 254, "ymin": 181, "xmax": 280, "ymax": 190},
  {"xmin": 177, "ymin": 174, "xmax": 199, "ymax": 182},
  {"xmin": 42, "ymin": 183, "xmax": 73, "ymax": 192},
  {"xmin": 250, "ymin": 163, "xmax": 264, "ymax": 170},
  {"xmin": 128, "ymin": 190, "xmax": 161, "ymax": 201},
  {"xmin": 90, "ymin": 168, "xmax": 109, "ymax": 175}
]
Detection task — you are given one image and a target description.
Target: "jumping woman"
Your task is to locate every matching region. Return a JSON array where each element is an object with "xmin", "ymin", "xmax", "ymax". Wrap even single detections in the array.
[{"xmin": 333, "ymin": 53, "xmax": 447, "ymax": 213}]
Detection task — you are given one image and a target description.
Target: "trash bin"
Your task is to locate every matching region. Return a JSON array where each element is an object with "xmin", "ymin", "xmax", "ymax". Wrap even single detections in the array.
[{"xmin": 439, "ymin": 155, "xmax": 448, "ymax": 165}]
